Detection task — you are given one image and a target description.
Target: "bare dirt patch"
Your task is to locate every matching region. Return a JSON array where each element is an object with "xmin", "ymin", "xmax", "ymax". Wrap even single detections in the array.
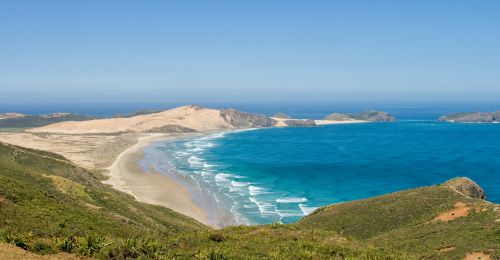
[
  {"xmin": 437, "ymin": 246, "xmax": 456, "ymax": 252},
  {"xmin": 432, "ymin": 202, "xmax": 470, "ymax": 223},
  {"xmin": 463, "ymin": 251, "xmax": 491, "ymax": 260}
]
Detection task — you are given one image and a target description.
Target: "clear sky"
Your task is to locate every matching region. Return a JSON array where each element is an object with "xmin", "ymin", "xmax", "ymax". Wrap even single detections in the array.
[{"xmin": 1, "ymin": 0, "xmax": 499, "ymax": 105}]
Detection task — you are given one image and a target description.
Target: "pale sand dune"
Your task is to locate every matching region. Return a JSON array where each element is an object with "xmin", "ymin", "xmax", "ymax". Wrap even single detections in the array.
[
  {"xmin": 271, "ymin": 117, "xmax": 288, "ymax": 127},
  {"xmin": 29, "ymin": 105, "xmax": 232, "ymax": 134},
  {"xmin": 0, "ymin": 132, "xmax": 137, "ymax": 170}
]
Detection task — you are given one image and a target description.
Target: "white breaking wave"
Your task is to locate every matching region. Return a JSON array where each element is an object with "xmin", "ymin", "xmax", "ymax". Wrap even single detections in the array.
[
  {"xmin": 248, "ymin": 185, "xmax": 271, "ymax": 196},
  {"xmin": 187, "ymin": 156, "xmax": 203, "ymax": 166},
  {"xmin": 276, "ymin": 197, "xmax": 308, "ymax": 203},
  {"xmin": 276, "ymin": 210, "xmax": 303, "ymax": 218},
  {"xmin": 249, "ymin": 197, "xmax": 276, "ymax": 215},
  {"xmin": 231, "ymin": 181, "xmax": 252, "ymax": 187},
  {"xmin": 215, "ymin": 173, "xmax": 235, "ymax": 182},
  {"xmin": 299, "ymin": 204, "xmax": 318, "ymax": 215}
]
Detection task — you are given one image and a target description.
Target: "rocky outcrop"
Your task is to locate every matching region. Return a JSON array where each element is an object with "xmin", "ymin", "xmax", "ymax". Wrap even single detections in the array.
[
  {"xmin": 445, "ymin": 177, "xmax": 486, "ymax": 200},
  {"xmin": 283, "ymin": 119, "xmax": 316, "ymax": 127},
  {"xmin": 273, "ymin": 113, "xmax": 292, "ymax": 119},
  {"xmin": 324, "ymin": 110, "xmax": 396, "ymax": 122},
  {"xmin": 220, "ymin": 109, "xmax": 276, "ymax": 128},
  {"xmin": 438, "ymin": 111, "xmax": 500, "ymax": 123}
]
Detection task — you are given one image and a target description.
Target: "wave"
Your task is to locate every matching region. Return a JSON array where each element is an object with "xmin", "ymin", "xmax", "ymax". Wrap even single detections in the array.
[
  {"xmin": 249, "ymin": 197, "xmax": 276, "ymax": 215},
  {"xmin": 187, "ymin": 156, "xmax": 203, "ymax": 166},
  {"xmin": 299, "ymin": 204, "xmax": 318, "ymax": 215},
  {"xmin": 248, "ymin": 185, "xmax": 271, "ymax": 196},
  {"xmin": 276, "ymin": 197, "xmax": 308, "ymax": 203},
  {"xmin": 231, "ymin": 181, "xmax": 252, "ymax": 187},
  {"xmin": 215, "ymin": 173, "xmax": 236, "ymax": 182}
]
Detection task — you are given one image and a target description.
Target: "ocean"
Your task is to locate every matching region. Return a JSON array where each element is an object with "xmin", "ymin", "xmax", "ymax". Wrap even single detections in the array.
[
  {"xmin": 4, "ymin": 102, "xmax": 499, "ymax": 225},
  {"xmin": 152, "ymin": 121, "xmax": 500, "ymax": 225}
]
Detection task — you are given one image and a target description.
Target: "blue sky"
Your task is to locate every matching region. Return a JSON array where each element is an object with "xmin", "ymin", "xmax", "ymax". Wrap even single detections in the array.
[{"xmin": 0, "ymin": 0, "xmax": 499, "ymax": 104}]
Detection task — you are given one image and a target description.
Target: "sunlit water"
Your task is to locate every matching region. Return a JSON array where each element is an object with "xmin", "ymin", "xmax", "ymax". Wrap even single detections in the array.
[{"xmin": 151, "ymin": 121, "xmax": 499, "ymax": 225}]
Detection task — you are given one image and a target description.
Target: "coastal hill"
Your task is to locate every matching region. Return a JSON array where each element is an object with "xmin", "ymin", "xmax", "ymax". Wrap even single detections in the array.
[
  {"xmin": 0, "ymin": 142, "xmax": 497, "ymax": 259},
  {"xmin": 0, "ymin": 113, "xmax": 93, "ymax": 128},
  {"xmin": 439, "ymin": 111, "xmax": 500, "ymax": 123},
  {"xmin": 324, "ymin": 110, "xmax": 396, "ymax": 122},
  {"xmin": 26, "ymin": 105, "xmax": 376, "ymax": 134},
  {"xmin": 27, "ymin": 105, "xmax": 276, "ymax": 134}
]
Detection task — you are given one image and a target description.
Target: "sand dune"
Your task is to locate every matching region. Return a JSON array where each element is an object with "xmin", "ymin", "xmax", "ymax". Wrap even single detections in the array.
[{"xmin": 29, "ymin": 105, "xmax": 231, "ymax": 134}]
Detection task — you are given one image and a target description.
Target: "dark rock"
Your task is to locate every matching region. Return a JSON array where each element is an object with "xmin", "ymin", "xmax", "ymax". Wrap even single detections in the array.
[
  {"xmin": 438, "ymin": 111, "xmax": 500, "ymax": 123},
  {"xmin": 283, "ymin": 119, "xmax": 316, "ymax": 127},
  {"xmin": 445, "ymin": 177, "xmax": 486, "ymax": 200},
  {"xmin": 220, "ymin": 109, "xmax": 276, "ymax": 128},
  {"xmin": 273, "ymin": 113, "xmax": 292, "ymax": 119}
]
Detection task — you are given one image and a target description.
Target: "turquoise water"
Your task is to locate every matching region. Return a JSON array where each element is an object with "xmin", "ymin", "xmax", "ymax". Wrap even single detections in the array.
[{"xmin": 156, "ymin": 121, "xmax": 500, "ymax": 225}]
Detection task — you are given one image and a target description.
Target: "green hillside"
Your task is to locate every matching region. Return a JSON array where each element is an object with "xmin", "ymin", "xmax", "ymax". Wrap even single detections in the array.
[
  {"xmin": 300, "ymin": 181, "xmax": 499, "ymax": 259},
  {"xmin": 0, "ymin": 142, "xmax": 498, "ymax": 259},
  {"xmin": 0, "ymin": 114, "xmax": 94, "ymax": 128}
]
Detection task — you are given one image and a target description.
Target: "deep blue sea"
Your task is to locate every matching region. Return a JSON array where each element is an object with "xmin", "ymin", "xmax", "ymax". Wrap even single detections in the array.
[
  {"xmin": 157, "ymin": 121, "xmax": 500, "ymax": 225},
  {"xmin": 4, "ymin": 102, "xmax": 499, "ymax": 225}
]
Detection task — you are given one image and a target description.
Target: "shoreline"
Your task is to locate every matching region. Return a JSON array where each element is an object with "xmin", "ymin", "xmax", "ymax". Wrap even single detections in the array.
[{"xmin": 103, "ymin": 132, "xmax": 235, "ymax": 228}]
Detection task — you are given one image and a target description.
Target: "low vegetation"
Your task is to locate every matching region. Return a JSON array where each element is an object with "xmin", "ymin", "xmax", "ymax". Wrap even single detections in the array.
[
  {"xmin": 0, "ymin": 113, "xmax": 93, "ymax": 128},
  {"xmin": 0, "ymin": 142, "xmax": 498, "ymax": 259}
]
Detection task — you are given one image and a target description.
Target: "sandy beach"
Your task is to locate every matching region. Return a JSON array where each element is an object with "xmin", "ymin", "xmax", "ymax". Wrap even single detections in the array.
[
  {"xmin": 103, "ymin": 132, "xmax": 235, "ymax": 228},
  {"xmin": 0, "ymin": 105, "xmax": 375, "ymax": 229}
]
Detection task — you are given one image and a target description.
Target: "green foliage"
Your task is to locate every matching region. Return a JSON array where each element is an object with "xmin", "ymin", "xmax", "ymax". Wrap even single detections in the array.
[
  {"xmin": 208, "ymin": 233, "xmax": 226, "ymax": 243},
  {"xmin": 195, "ymin": 248, "xmax": 228, "ymax": 260},
  {"xmin": 30, "ymin": 239, "xmax": 55, "ymax": 254},
  {"xmin": 0, "ymin": 142, "xmax": 498, "ymax": 259},
  {"xmin": 0, "ymin": 229, "xmax": 29, "ymax": 250},
  {"xmin": 79, "ymin": 234, "xmax": 109, "ymax": 256},
  {"xmin": 56, "ymin": 235, "xmax": 77, "ymax": 253}
]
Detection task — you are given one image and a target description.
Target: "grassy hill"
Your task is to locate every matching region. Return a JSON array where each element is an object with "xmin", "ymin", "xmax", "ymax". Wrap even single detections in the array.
[
  {"xmin": 299, "ymin": 182, "xmax": 499, "ymax": 259},
  {"xmin": 0, "ymin": 114, "xmax": 94, "ymax": 128},
  {"xmin": 0, "ymin": 142, "xmax": 498, "ymax": 259}
]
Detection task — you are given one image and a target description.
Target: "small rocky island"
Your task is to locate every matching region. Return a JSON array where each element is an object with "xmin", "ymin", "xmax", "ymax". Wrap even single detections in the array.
[
  {"xmin": 438, "ymin": 111, "xmax": 500, "ymax": 123},
  {"xmin": 325, "ymin": 110, "xmax": 396, "ymax": 122},
  {"xmin": 272, "ymin": 113, "xmax": 292, "ymax": 119}
]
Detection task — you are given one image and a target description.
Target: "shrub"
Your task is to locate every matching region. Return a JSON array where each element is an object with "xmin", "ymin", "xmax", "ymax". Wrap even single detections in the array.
[
  {"xmin": 79, "ymin": 234, "xmax": 109, "ymax": 256},
  {"xmin": 0, "ymin": 229, "xmax": 29, "ymax": 250},
  {"xmin": 139, "ymin": 238, "xmax": 166, "ymax": 258},
  {"xmin": 57, "ymin": 235, "xmax": 77, "ymax": 253},
  {"xmin": 195, "ymin": 248, "xmax": 228, "ymax": 260},
  {"xmin": 31, "ymin": 239, "xmax": 54, "ymax": 254},
  {"xmin": 208, "ymin": 233, "xmax": 226, "ymax": 243}
]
